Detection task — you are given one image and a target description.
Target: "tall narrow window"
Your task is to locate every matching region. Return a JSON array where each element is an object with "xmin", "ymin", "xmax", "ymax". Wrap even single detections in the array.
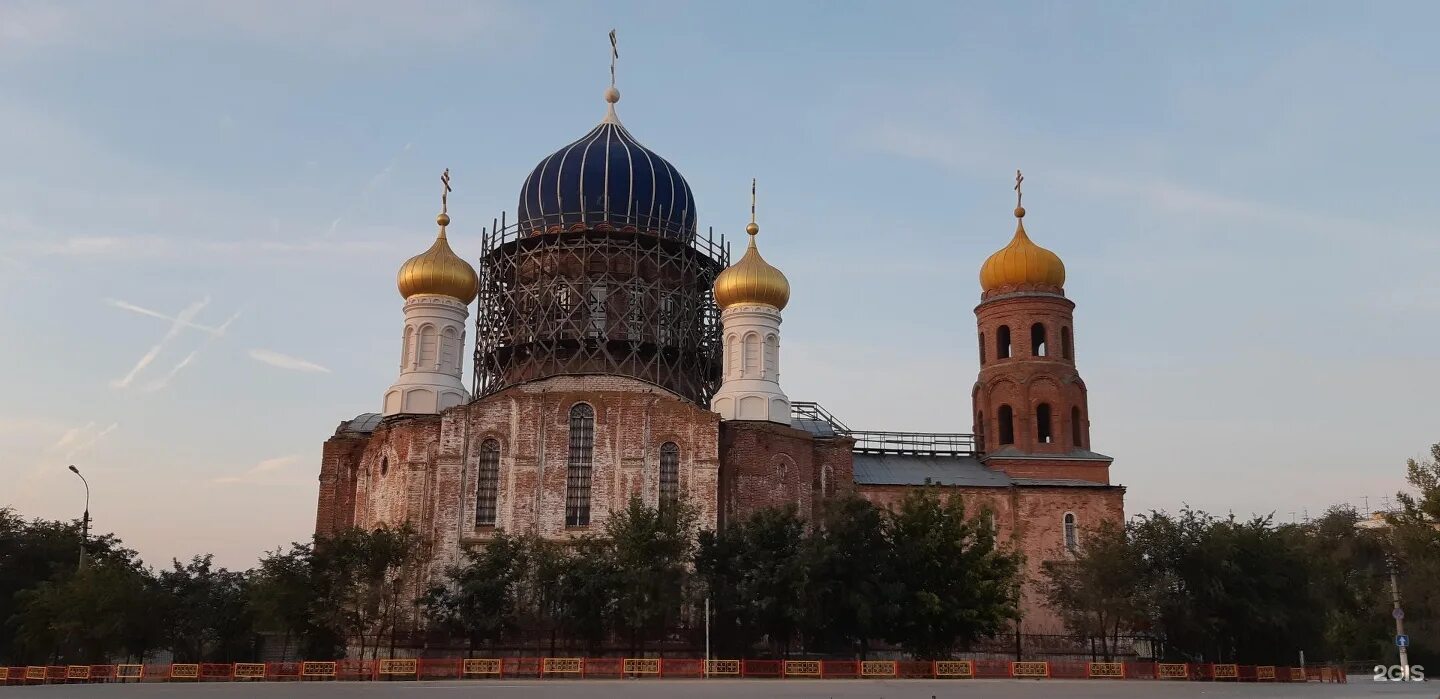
[
  {"xmin": 659, "ymin": 442, "xmax": 679, "ymax": 512},
  {"xmin": 979, "ymin": 332, "xmax": 986, "ymax": 365},
  {"xmin": 1061, "ymin": 326, "xmax": 1073, "ymax": 360},
  {"xmin": 565, "ymin": 403, "xmax": 595, "ymax": 526},
  {"xmin": 743, "ymin": 333, "xmax": 761, "ymax": 378},
  {"xmin": 726, "ymin": 334, "xmax": 740, "ymax": 377},
  {"xmin": 418, "ymin": 325, "xmax": 438, "ymax": 368},
  {"xmin": 1031, "ymin": 323, "xmax": 1047, "ymax": 357},
  {"xmin": 764, "ymin": 334, "xmax": 779, "ymax": 380},
  {"xmin": 1063, "ymin": 512, "xmax": 1078, "ymax": 553},
  {"xmin": 658, "ymin": 293, "xmax": 677, "ymax": 344},
  {"xmin": 1071, "ymin": 406, "xmax": 1083, "ymax": 447},
  {"xmin": 442, "ymin": 327, "xmax": 459, "ymax": 373},
  {"xmin": 475, "ymin": 439, "xmax": 500, "ymax": 526},
  {"xmin": 552, "ymin": 282, "xmax": 573, "ymax": 324},
  {"xmin": 976, "ymin": 412, "xmax": 985, "ymax": 452},
  {"xmin": 996, "ymin": 325, "xmax": 1011, "ymax": 359},
  {"xmin": 1036, "ymin": 403, "xmax": 1053, "ymax": 444},
  {"xmin": 586, "ymin": 283, "xmax": 607, "ymax": 338},
  {"xmin": 998, "ymin": 405, "xmax": 1015, "ymax": 445}
]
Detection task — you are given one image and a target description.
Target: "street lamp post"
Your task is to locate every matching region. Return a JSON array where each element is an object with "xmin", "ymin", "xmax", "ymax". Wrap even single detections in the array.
[{"xmin": 68, "ymin": 465, "xmax": 90, "ymax": 570}]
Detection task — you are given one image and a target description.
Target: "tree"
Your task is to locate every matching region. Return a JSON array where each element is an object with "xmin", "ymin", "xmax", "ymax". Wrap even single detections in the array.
[
  {"xmin": 885, "ymin": 489, "xmax": 1020, "ymax": 660},
  {"xmin": 11, "ymin": 560, "xmax": 161, "ymax": 664},
  {"xmin": 1040, "ymin": 520, "xmax": 1148, "ymax": 660},
  {"xmin": 422, "ymin": 532, "xmax": 532, "ymax": 654},
  {"xmin": 314, "ymin": 524, "xmax": 429, "ymax": 659},
  {"xmin": 606, "ymin": 496, "xmax": 698, "ymax": 653},
  {"xmin": 697, "ymin": 505, "xmax": 809, "ymax": 657},
  {"xmin": 1390, "ymin": 442, "xmax": 1440, "ymax": 664},
  {"xmin": 250, "ymin": 542, "xmax": 342, "ymax": 661},
  {"xmin": 804, "ymin": 495, "xmax": 896, "ymax": 657},
  {"xmin": 156, "ymin": 555, "xmax": 255, "ymax": 662}
]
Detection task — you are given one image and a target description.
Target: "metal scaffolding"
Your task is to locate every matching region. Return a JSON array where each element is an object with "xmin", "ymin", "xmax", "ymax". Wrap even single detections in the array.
[{"xmin": 473, "ymin": 213, "xmax": 729, "ymax": 406}]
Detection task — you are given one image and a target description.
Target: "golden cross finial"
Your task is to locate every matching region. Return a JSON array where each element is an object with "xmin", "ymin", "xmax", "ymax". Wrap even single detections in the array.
[
  {"xmin": 750, "ymin": 178, "xmax": 757, "ymax": 224},
  {"xmin": 440, "ymin": 168, "xmax": 452, "ymax": 215},
  {"xmin": 1014, "ymin": 169, "xmax": 1024, "ymax": 209},
  {"xmin": 609, "ymin": 29, "xmax": 619, "ymax": 88}
]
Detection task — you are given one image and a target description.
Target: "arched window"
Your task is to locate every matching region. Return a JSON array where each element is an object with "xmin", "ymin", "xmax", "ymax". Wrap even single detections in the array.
[
  {"xmin": 565, "ymin": 404, "xmax": 595, "ymax": 526},
  {"xmin": 1036, "ymin": 403, "xmax": 1053, "ymax": 444},
  {"xmin": 475, "ymin": 439, "xmax": 500, "ymax": 526},
  {"xmin": 1061, "ymin": 326, "xmax": 1073, "ymax": 360},
  {"xmin": 418, "ymin": 325, "xmax": 438, "ymax": 368},
  {"xmin": 402, "ymin": 326, "xmax": 413, "ymax": 369},
  {"xmin": 996, "ymin": 325, "xmax": 1011, "ymax": 359},
  {"xmin": 659, "ymin": 442, "xmax": 679, "ymax": 511},
  {"xmin": 743, "ymin": 332, "xmax": 761, "ymax": 378},
  {"xmin": 1063, "ymin": 512, "xmax": 1078, "ymax": 553},
  {"xmin": 975, "ymin": 411, "xmax": 985, "ymax": 452},
  {"xmin": 442, "ymin": 326, "xmax": 459, "ymax": 373},
  {"xmin": 1031, "ymin": 323, "xmax": 1047, "ymax": 357},
  {"xmin": 821, "ymin": 464, "xmax": 835, "ymax": 497},
  {"xmin": 998, "ymin": 405, "xmax": 1015, "ymax": 445},
  {"xmin": 1071, "ymin": 406, "xmax": 1083, "ymax": 447},
  {"xmin": 764, "ymin": 334, "xmax": 779, "ymax": 380},
  {"xmin": 978, "ymin": 332, "xmax": 986, "ymax": 365},
  {"xmin": 380, "ymin": 457, "xmax": 389, "ymax": 477},
  {"xmin": 726, "ymin": 334, "xmax": 740, "ymax": 377},
  {"xmin": 586, "ymin": 283, "xmax": 608, "ymax": 338}
]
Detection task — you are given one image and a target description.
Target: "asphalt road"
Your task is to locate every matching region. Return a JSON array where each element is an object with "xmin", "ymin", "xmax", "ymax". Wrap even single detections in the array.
[{"xmin": 1, "ymin": 679, "xmax": 1434, "ymax": 698}]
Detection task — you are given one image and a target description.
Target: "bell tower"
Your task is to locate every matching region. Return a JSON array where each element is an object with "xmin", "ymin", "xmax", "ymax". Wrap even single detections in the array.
[{"xmin": 971, "ymin": 172, "xmax": 1111, "ymax": 483}]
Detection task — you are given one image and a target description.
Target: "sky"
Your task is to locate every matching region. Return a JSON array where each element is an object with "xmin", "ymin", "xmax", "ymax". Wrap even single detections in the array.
[{"xmin": 2, "ymin": 0, "xmax": 1437, "ymax": 570}]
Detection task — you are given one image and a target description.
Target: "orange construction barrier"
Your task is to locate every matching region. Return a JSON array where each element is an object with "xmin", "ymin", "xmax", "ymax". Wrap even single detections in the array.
[
  {"xmin": 1289, "ymin": 667, "xmax": 1306, "ymax": 682},
  {"xmin": 234, "ymin": 663, "xmax": 265, "ymax": 680},
  {"xmin": 1213, "ymin": 663, "xmax": 1238, "ymax": 680},
  {"xmin": 706, "ymin": 659, "xmax": 741, "ymax": 676},
  {"xmin": 170, "ymin": 664, "xmax": 199, "ymax": 680},
  {"xmin": 623, "ymin": 658, "xmax": 660, "ymax": 676},
  {"xmin": 66, "ymin": 665, "xmax": 91, "ymax": 681},
  {"xmin": 1158, "ymin": 663, "xmax": 1188, "ymax": 680},
  {"xmin": 1011, "ymin": 661, "xmax": 1049, "ymax": 678},
  {"xmin": 461, "ymin": 658, "xmax": 502, "ymax": 676},
  {"xmin": 860, "ymin": 660, "xmax": 897, "ymax": 678},
  {"xmin": 741, "ymin": 659, "xmax": 781, "ymax": 678},
  {"xmin": 115, "ymin": 664, "xmax": 143, "ymax": 680},
  {"xmin": 1088, "ymin": 662, "xmax": 1124, "ymax": 678},
  {"xmin": 782, "ymin": 660, "xmax": 821, "ymax": 678},
  {"xmin": 301, "ymin": 661, "xmax": 337, "ymax": 679}
]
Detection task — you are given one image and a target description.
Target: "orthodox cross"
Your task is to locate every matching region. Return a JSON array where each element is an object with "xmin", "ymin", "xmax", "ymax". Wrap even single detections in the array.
[
  {"xmin": 609, "ymin": 29, "xmax": 619, "ymax": 87},
  {"xmin": 1014, "ymin": 169, "xmax": 1024, "ymax": 209},
  {"xmin": 441, "ymin": 168, "xmax": 452, "ymax": 215},
  {"xmin": 751, "ymin": 178, "xmax": 757, "ymax": 224}
]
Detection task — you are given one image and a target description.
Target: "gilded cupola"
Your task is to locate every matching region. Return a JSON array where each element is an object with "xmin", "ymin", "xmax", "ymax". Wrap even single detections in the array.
[
  {"xmin": 397, "ymin": 210, "xmax": 479, "ymax": 304},
  {"xmin": 979, "ymin": 171, "xmax": 1065, "ymax": 293},
  {"xmin": 714, "ymin": 183, "xmax": 790, "ymax": 310}
]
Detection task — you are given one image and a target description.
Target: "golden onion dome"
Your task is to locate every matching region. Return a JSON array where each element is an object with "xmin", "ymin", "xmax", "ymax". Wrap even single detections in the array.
[
  {"xmin": 714, "ymin": 221, "xmax": 790, "ymax": 310},
  {"xmin": 396, "ymin": 213, "xmax": 479, "ymax": 303},
  {"xmin": 979, "ymin": 206, "xmax": 1066, "ymax": 292}
]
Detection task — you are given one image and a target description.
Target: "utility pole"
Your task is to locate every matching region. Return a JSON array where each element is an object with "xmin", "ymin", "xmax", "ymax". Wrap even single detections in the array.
[
  {"xmin": 67, "ymin": 465, "xmax": 90, "ymax": 571},
  {"xmin": 1388, "ymin": 557, "xmax": 1409, "ymax": 673}
]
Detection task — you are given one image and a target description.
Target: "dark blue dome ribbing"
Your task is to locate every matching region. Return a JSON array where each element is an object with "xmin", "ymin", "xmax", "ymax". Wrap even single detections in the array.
[{"xmin": 517, "ymin": 107, "xmax": 696, "ymax": 240}]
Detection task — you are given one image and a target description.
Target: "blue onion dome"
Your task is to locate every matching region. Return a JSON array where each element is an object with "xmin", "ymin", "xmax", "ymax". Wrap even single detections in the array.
[{"xmin": 517, "ymin": 87, "xmax": 696, "ymax": 240}]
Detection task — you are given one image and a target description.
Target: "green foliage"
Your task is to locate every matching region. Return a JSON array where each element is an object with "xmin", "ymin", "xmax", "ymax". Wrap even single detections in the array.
[
  {"xmin": 804, "ymin": 495, "xmax": 898, "ymax": 656},
  {"xmin": 156, "ymin": 555, "xmax": 255, "ymax": 662},
  {"xmin": 1040, "ymin": 521, "xmax": 1147, "ymax": 660},
  {"xmin": 884, "ymin": 489, "xmax": 1020, "ymax": 659},
  {"xmin": 697, "ymin": 504, "xmax": 810, "ymax": 656}
]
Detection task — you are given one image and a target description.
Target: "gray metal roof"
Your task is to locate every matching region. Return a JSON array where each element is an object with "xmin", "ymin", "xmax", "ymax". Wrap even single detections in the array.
[
  {"xmin": 336, "ymin": 412, "xmax": 382, "ymax": 435},
  {"xmin": 790, "ymin": 417, "xmax": 838, "ymax": 438},
  {"xmin": 853, "ymin": 453, "xmax": 1011, "ymax": 487}
]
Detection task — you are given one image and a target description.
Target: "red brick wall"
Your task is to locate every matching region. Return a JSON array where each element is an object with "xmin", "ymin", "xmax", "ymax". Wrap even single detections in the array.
[
  {"xmin": 856, "ymin": 482, "xmax": 1124, "ymax": 634},
  {"xmin": 315, "ymin": 433, "xmax": 368, "ymax": 538},
  {"xmin": 718, "ymin": 421, "xmax": 855, "ymax": 526}
]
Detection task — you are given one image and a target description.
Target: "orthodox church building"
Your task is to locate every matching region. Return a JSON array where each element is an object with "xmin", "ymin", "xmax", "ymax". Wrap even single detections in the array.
[{"xmin": 313, "ymin": 69, "xmax": 1123, "ymax": 635}]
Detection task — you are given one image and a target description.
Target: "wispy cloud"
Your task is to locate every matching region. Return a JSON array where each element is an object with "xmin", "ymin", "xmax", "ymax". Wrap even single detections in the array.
[
  {"xmin": 248, "ymin": 348, "xmax": 330, "ymax": 374},
  {"xmin": 142, "ymin": 308, "xmax": 242, "ymax": 392},
  {"xmin": 105, "ymin": 298, "xmax": 234, "ymax": 336},
  {"xmin": 111, "ymin": 297, "xmax": 210, "ymax": 389},
  {"xmin": 325, "ymin": 142, "xmax": 413, "ymax": 239},
  {"xmin": 212, "ymin": 454, "xmax": 302, "ymax": 485}
]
